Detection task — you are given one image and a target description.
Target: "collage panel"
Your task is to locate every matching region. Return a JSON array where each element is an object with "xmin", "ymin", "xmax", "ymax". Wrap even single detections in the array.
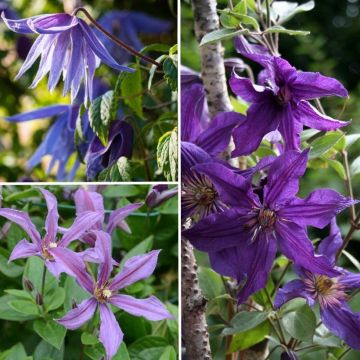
[
  {"xmin": 181, "ymin": 0, "xmax": 360, "ymax": 360},
  {"xmin": 0, "ymin": 0, "xmax": 178, "ymax": 182},
  {"xmin": 0, "ymin": 184, "xmax": 178, "ymax": 359}
]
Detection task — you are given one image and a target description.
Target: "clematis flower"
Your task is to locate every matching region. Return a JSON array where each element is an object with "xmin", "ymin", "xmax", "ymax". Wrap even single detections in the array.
[
  {"xmin": 275, "ymin": 219, "xmax": 360, "ymax": 350},
  {"xmin": 1, "ymin": 12, "xmax": 134, "ymax": 103},
  {"xmin": 228, "ymin": 56, "xmax": 349, "ymax": 156},
  {"xmin": 0, "ymin": 188, "xmax": 102, "ymax": 277},
  {"xmin": 183, "ymin": 150, "xmax": 356, "ymax": 303},
  {"xmin": 52, "ymin": 231, "xmax": 173, "ymax": 360},
  {"xmin": 96, "ymin": 10, "xmax": 172, "ymax": 64},
  {"xmin": 145, "ymin": 185, "xmax": 178, "ymax": 209}
]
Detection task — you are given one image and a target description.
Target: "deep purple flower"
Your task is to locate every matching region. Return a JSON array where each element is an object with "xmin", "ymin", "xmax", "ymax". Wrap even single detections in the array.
[
  {"xmin": 96, "ymin": 10, "xmax": 172, "ymax": 64},
  {"xmin": 183, "ymin": 150, "xmax": 356, "ymax": 303},
  {"xmin": 52, "ymin": 231, "xmax": 172, "ymax": 360},
  {"xmin": 275, "ymin": 219, "xmax": 360, "ymax": 350},
  {"xmin": 228, "ymin": 56, "xmax": 349, "ymax": 156},
  {"xmin": 1, "ymin": 12, "xmax": 134, "ymax": 103},
  {"xmin": 145, "ymin": 185, "xmax": 178, "ymax": 209},
  {"xmin": 0, "ymin": 188, "xmax": 102, "ymax": 277}
]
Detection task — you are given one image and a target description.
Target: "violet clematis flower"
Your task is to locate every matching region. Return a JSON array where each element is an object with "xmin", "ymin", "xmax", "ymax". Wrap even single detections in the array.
[
  {"xmin": 1, "ymin": 12, "xmax": 134, "ymax": 103},
  {"xmin": 145, "ymin": 185, "xmax": 178, "ymax": 209},
  {"xmin": 275, "ymin": 219, "xmax": 360, "ymax": 350},
  {"xmin": 229, "ymin": 56, "xmax": 349, "ymax": 156},
  {"xmin": 183, "ymin": 150, "xmax": 356, "ymax": 303},
  {"xmin": 52, "ymin": 231, "xmax": 173, "ymax": 360},
  {"xmin": 85, "ymin": 120, "xmax": 134, "ymax": 180},
  {"xmin": 96, "ymin": 10, "xmax": 172, "ymax": 64},
  {"xmin": 0, "ymin": 188, "xmax": 102, "ymax": 277}
]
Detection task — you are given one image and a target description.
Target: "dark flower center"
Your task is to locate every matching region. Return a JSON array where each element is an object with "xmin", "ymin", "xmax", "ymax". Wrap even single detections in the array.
[
  {"xmin": 258, "ymin": 208, "xmax": 276, "ymax": 229},
  {"xmin": 276, "ymin": 86, "xmax": 292, "ymax": 106},
  {"xmin": 94, "ymin": 286, "xmax": 112, "ymax": 303},
  {"xmin": 314, "ymin": 275, "xmax": 334, "ymax": 295}
]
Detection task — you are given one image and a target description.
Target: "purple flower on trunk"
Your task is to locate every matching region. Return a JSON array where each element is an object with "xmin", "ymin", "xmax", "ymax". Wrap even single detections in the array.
[
  {"xmin": 52, "ymin": 231, "xmax": 173, "ymax": 360},
  {"xmin": 1, "ymin": 12, "xmax": 134, "ymax": 103},
  {"xmin": 229, "ymin": 56, "xmax": 349, "ymax": 156},
  {"xmin": 0, "ymin": 188, "xmax": 102, "ymax": 277},
  {"xmin": 275, "ymin": 219, "xmax": 360, "ymax": 350},
  {"xmin": 183, "ymin": 150, "xmax": 356, "ymax": 303},
  {"xmin": 145, "ymin": 185, "xmax": 178, "ymax": 209}
]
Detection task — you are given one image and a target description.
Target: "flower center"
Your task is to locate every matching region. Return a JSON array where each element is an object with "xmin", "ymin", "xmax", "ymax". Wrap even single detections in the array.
[
  {"xmin": 258, "ymin": 208, "xmax": 276, "ymax": 229},
  {"xmin": 276, "ymin": 86, "xmax": 292, "ymax": 106},
  {"xmin": 41, "ymin": 242, "xmax": 57, "ymax": 261},
  {"xmin": 94, "ymin": 286, "xmax": 112, "ymax": 303}
]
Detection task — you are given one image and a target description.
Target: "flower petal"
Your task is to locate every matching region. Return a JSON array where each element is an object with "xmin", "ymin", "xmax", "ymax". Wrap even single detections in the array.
[
  {"xmin": 109, "ymin": 250, "xmax": 160, "ymax": 291},
  {"xmin": 58, "ymin": 211, "xmax": 103, "ymax": 247},
  {"xmin": 339, "ymin": 273, "xmax": 360, "ymax": 290},
  {"xmin": 4, "ymin": 105, "xmax": 69, "ymax": 122},
  {"xmin": 107, "ymin": 203, "xmax": 143, "ymax": 235},
  {"xmin": 264, "ymin": 150, "xmax": 309, "ymax": 208},
  {"xmin": 321, "ymin": 302, "xmax": 360, "ymax": 350},
  {"xmin": 274, "ymin": 279, "xmax": 315, "ymax": 309},
  {"xmin": 181, "ymin": 141, "xmax": 212, "ymax": 179},
  {"xmin": 50, "ymin": 247, "xmax": 94, "ymax": 294},
  {"xmin": 99, "ymin": 304, "xmax": 123, "ymax": 360},
  {"xmin": 1, "ymin": 12, "xmax": 37, "ymax": 34},
  {"xmin": 0, "ymin": 209, "xmax": 41, "ymax": 246},
  {"xmin": 318, "ymin": 218, "xmax": 343, "ymax": 264},
  {"xmin": 278, "ymin": 189, "xmax": 355, "ymax": 229},
  {"xmin": 234, "ymin": 36, "xmax": 271, "ymax": 65},
  {"xmin": 275, "ymin": 220, "xmax": 338, "ymax": 277},
  {"xmin": 183, "ymin": 209, "xmax": 253, "ymax": 252},
  {"xmin": 39, "ymin": 189, "xmax": 59, "ymax": 245},
  {"xmin": 57, "ymin": 297, "xmax": 97, "ymax": 330},
  {"xmin": 9, "ymin": 239, "xmax": 39, "ymax": 262},
  {"xmin": 110, "ymin": 294, "xmax": 173, "ymax": 321},
  {"xmin": 29, "ymin": 14, "xmax": 79, "ymax": 34},
  {"xmin": 92, "ymin": 231, "xmax": 113, "ymax": 286}
]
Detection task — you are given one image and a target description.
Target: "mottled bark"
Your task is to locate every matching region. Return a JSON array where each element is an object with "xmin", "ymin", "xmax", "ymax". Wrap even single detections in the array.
[
  {"xmin": 182, "ymin": 236, "xmax": 212, "ymax": 360},
  {"xmin": 191, "ymin": 0, "xmax": 232, "ymax": 117}
]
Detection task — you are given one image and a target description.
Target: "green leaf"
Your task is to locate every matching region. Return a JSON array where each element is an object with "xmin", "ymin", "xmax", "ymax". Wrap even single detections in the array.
[
  {"xmin": 46, "ymin": 287, "xmax": 65, "ymax": 311},
  {"xmin": 309, "ymin": 132, "xmax": 344, "ymax": 159},
  {"xmin": 119, "ymin": 236, "xmax": 154, "ymax": 270},
  {"xmin": 140, "ymin": 43, "xmax": 170, "ymax": 54},
  {"xmin": 169, "ymin": 44, "xmax": 178, "ymax": 55},
  {"xmin": 113, "ymin": 343, "xmax": 131, "ymax": 360},
  {"xmin": 98, "ymin": 156, "xmax": 133, "ymax": 182},
  {"xmin": 222, "ymin": 311, "xmax": 269, "ymax": 336},
  {"xmin": 265, "ymin": 25, "xmax": 310, "ymax": 36},
  {"xmin": 159, "ymin": 346, "xmax": 176, "ymax": 360},
  {"xmin": 63, "ymin": 276, "xmax": 89, "ymax": 312},
  {"xmin": 0, "ymin": 249, "xmax": 23, "ymax": 277},
  {"xmin": 4, "ymin": 188, "xmax": 40, "ymax": 202},
  {"xmin": 163, "ymin": 57, "xmax": 178, "ymax": 92},
  {"xmin": 282, "ymin": 304, "xmax": 316, "ymax": 341},
  {"xmin": 0, "ymin": 295, "xmax": 36, "ymax": 321},
  {"xmin": 121, "ymin": 67, "xmax": 143, "ymax": 118},
  {"xmin": 220, "ymin": 12, "xmax": 241, "ymax": 28},
  {"xmin": 326, "ymin": 158, "xmax": 346, "ymax": 179},
  {"xmin": 8, "ymin": 299, "xmax": 39, "ymax": 316},
  {"xmin": 103, "ymin": 185, "xmax": 140, "ymax": 197},
  {"xmin": 34, "ymin": 340, "xmax": 64, "ymax": 360},
  {"xmin": 351, "ymin": 156, "xmax": 360, "ymax": 176},
  {"xmin": 345, "ymin": 134, "xmax": 360, "ymax": 148},
  {"xmin": 5, "ymin": 289, "xmax": 32, "ymax": 300},
  {"xmin": 148, "ymin": 55, "xmax": 167, "ymax": 91},
  {"xmin": 128, "ymin": 336, "xmax": 169, "ymax": 360},
  {"xmin": 157, "ymin": 128, "xmax": 178, "ymax": 181},
  {"xmin": 81, "ymin": 332, "xmax": 99, "ymax": 346},
  {"xmin": 234, "ymin": 0, "xmax": 247, "ymax": 15},
  {"xmin": 197, "ymin": 266, "xmax": 225, "ymax": 300},
  {"xmin": 228, "ymin": 320, "xmax": 270, "ymax": 352},
  {"xmin": 0, "ymin": 343, "xmax": 31, "ymax": 360},
  {"xmin": 33, "ymin": 319, "xmax": 67, "ymax": 350},
  {"xmin": 271, "ymin": 1, "xmax": 315, "ymax": 23},
  {"xmin": 200, "ymin": 28, "xmax": 249, "ymax": 46}
]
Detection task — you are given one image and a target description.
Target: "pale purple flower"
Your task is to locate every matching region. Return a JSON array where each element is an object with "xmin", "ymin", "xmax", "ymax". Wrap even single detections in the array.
[
  {"xmin": 145, "ymin": 185, "xmax": 178, "ymax": 209},
  {"xmin": 183, "ymin": 150, "xmax": 356, "ymax": 303},
  {"xmin": 0, "ymin": 188, "xmax": 102, "ymax": 277},
  {"xmin": 52, "ymin": 231, "xmax": 173, "ymax": 360},
  {"xmin": 1, "ymin": 12, "xmax": 134, "ymax": 103},
  {"xmin": 275, "ymin": 219, "xmax": 360, "ymax": 350}
]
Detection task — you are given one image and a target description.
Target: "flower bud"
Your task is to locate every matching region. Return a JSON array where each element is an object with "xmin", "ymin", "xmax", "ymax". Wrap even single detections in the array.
[
  {"xmin": 23, "ymin": 278, "xmax": 34, "ymax": 292},
  {"xmin": 145, "ymin": 185, "xmax": 177, "ymax": 208},
  {"xmin": 72, "ymin": 299, "xmax": 78, "ymax": 309},
  {"xmin": 35, "ymin": 292, "xmax": 43, "ymax": 306}
]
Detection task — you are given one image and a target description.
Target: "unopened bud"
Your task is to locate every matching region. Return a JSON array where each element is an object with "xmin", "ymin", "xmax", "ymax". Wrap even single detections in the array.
[
  {"xmin": 72, "ymin": 299, "xmax": 78, "ymax": 309},
  {"xmin": 35, "ymin": 292, "xmax": 43, "ymax": 306},
  {"xmin": 24, "ymin": 278, "xmax": 34, "ymax": 292},
  {"xmin": 145, "ymin": 185, "xmax": 177, "ymax": 208}
]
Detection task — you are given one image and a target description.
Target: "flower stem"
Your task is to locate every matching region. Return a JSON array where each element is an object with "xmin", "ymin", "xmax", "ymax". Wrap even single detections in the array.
[
  {"xmin": 73, "ymin": 7, "xmax": 161, "ymax": 67},
  {"xmin": 336, "ymin": 211, "xmax": 360, "ymax": 260},
  {"xmin": 342, "ymin": 150, "xmax": 356, "ymax": 221},
  {"xmin": 41, "ymin": 264, "xmax": 47, "ymax": 314}
]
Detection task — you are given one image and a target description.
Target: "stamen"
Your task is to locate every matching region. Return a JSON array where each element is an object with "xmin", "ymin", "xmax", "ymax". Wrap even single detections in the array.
[
  {"xmin": 94, "ymin": 286, "xmax": 112, "ymax": 303},
  {"xmin": 258, "ymin": 208, "xmax": 276, "ymax": 229}
]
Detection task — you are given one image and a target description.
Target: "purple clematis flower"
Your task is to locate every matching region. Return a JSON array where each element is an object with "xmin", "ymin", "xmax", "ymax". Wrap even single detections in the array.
[
  {"xmin": 0, "ymin": 188, "xmax": 102, "ymax": 277},
  {"xmin": 51, "ymin": 231, "xmax": 173, "ymax": 360},
  {"xmin": 145, "ymin": 185, "xmax": 178, "ymax": 209},
  {"xmin": 1, "ymin": 12, "xmax": 134, "ymax": 103},
  {"xmin": 96, "ymin": 10, "xmax": 172, "ymax": 64},
  {"xmin": 228, "ymin": 56, "xmax": 349, "ymax": 156},
  {"xmin": 183, "ymin": 150, "xmax": 356, "ymax": 303},
  {"xmin": 275, "ymin": 219, "xmax": 360, "ymax": 350}
]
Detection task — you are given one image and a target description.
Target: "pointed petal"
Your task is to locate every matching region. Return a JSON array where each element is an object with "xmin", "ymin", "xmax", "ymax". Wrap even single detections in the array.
[
  {"xmin": 57, "ymin": 297, "xmax": 97, "ymax": 330},
  {"xmin": 338, "ymin": 273, "xmax": 360, "ymax": 289},
  {"xmin": 296, "ymin": 101, "xmax": 349, "ymax": 131},
  {"xmin": 110, "ymin": 294, "xmax": 173, "ymax": 321},
  {"xmin": 232, "ymin": 100, "xmax": 280, "ymax": 157},
  {"xmin": 321, "ymin": 302, "xmax": 360, "ymax": 350},
  {"xmin": 109, "ymin": 250, "xmax": 160, "ymax": 291},
  {"xmin": 45, "ymin": 259, "xmax": 69, "ymax": 278},
  {"xmin": 181, "ymin": 141, "xmax": 212, "ymax": 179},
  {"xmin": 275, "ymin": 220, "xmax": 338, "ymax": 277},
  {"xmin": 9, "ymin": 239, "xmax": 39, "ymax": 262},
  {"xmin": 274, "ymin": 279, "xmax": 315, "ymax": 309},
  {"xmin": 234, "ymin": 36, "xmax": 271, "ymax": 65},
  {"xmin": 78, "ymin": 19, "xmax": 134, "ymax": 72},
  {"xmin": 1, "ymin": 12, "xmax": 36, "ymax": 34},
  {"xmin": 99, "ymin": 304, "xmax": 123, "ymax": 360},
  {"xmin": 277, "ymin": 106, "xmax": 303, "ymax": 151},
  {"xmin": 292, "ymin": 71, "xmax": 348, "ymax": 101},
  {"xmin": 50, "ymin": 247, "xmax": 94, "ymax": 294},
  {"xmin": 278, "ymin": 189, "xmax": 355, "ymax": 229},
  {"xmin": 183, "ymin": 209, "xmax": 253, "ymax": 252},
  {"xmin": 107, "ymin": 203, "xmax": 143, "ymax": 235},
  {"xmin": 0, "ymin": 209, "xmax": 41, "ymax": 246},
  {"xmin": 196, "ymin": 112, "xmax": 244, "ymax": 157},
  {"xmin": 39, "ymin": 189, "xmax": 59, "ymax": 245},
  {"xmin": 264, "ymin": 150, "xmax": 309, "ymax": 207},
  {"xmin": 92, "ymin": 231, "xmax": 113, "ymax": 286},
  {"xmin": 58, "ymin": 211, "xmax": 103, "ymax": 247},
  {"xmin": 194, "ymin": 162, "xmax": 260, "ymax": 209},
  {"xmin": 4, "ymin": 105, "xmax": 69, "ymax": 122},
  {"xmin": 318, "ymin": 218, "xmax": 343, "ymax": 264},
  {"xmin": 83, "ymin": 43, "xmax": 98, "ymax": 102},
  {"xmin": 30, "ymin": 14, "xmax": 79, "ymax": 34}
]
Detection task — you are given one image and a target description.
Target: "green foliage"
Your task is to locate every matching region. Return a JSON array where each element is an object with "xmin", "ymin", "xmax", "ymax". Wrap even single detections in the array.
[{"xmin": 157, "ymin": 128, "xmax": 178, "ymax": 181}]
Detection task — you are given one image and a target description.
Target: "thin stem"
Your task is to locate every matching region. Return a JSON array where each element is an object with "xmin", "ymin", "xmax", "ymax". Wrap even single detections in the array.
[
  {"xmin": 228, "ymin": 0, "xmax": 234, "ymax": 10},
  {"xmin": 314, "ymin": 98, "xmax": 326, "ymax": 115},
  {"xmin": 271, "ymin": 261, "xmax": 291, "ymax": 297},
  {"xmin": 41, "ymin": 264, "xmax": 47, "ymax": 313},
  {"xmin": 338, "ymin": 348, "xmax": 351, "ymax": 360},
  {"xmin": 342, "ymin": 150, "xmax": 356, "ymax": 221},
  {"xmin": 336, "ymin": 212, "xmax": 360, "ymax": 260},
  {"xmin": 72, "ymin": 7, "xmax": 160, "ymax": 67},
  {"xmin": 265, "ymin": 0, "xmax": 271, "ymax": 29}
]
